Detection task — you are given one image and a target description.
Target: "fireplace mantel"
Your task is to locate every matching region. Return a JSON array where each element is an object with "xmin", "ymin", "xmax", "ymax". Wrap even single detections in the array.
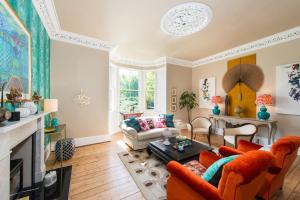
[{"xmin": 0, "ymin": 112, "xmax": 48, "ymax": 200}]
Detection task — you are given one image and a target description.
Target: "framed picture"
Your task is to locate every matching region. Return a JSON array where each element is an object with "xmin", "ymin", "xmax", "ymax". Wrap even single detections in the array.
[
  {"xmin": 171, "ymin": 88, "xmax": 177, "ymax": 96},
  {"xmin": 171, "ymin": 104, "xmax": 177, "ymax": 112},
  {"xmin": 0, "ymin": 0, "xmax": 31, "ymax": 99},
  {"xmin": 171, "ymin": 96, "xmax": 177, "ymax": 104},
  {"xmin": 276, "ymin": 63, "xmax": 300, "ymax": 115},
  {"xmin": 199, "ymin": 77, "xmax": 215, "ymax": 108}
]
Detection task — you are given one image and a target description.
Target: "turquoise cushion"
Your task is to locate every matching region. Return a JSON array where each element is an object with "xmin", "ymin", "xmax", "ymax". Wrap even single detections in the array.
[
  {"xmin": 125, "ymin": 118, "xmax": 141, "ymax": 132},
  {"xmin": 202, "ymin": 155, "xmax": 238, "ymax": 183},
  {"xmin": 159, "ymin": 114, "xmax": 175, "ymax": 127}
]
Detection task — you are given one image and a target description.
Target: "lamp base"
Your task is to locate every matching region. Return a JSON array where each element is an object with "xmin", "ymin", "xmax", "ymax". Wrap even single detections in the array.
[
  {"xmin": 212, "ymin": 105, "xmax": 220, "ymax": 115},
  {"xmin": 257, "ymin": 105, "xmax": 270, "ymax": 121}
]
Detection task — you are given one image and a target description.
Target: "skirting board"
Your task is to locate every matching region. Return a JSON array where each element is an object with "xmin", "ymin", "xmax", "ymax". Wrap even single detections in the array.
[
  {"xmin": 74, "ymin": 135, "xmax": 112, "ymax": 147},
  {"xmin": 50, "ymin": 134, "xmax": 112, "ymax": 151}
]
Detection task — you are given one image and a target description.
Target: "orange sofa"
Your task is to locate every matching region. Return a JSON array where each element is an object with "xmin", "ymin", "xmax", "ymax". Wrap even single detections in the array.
[
  {"xmin": 219, "ymin": 136, "xmax": 300, "ymax": 200},
  {"xmin": 167, "ymin": 150, "xmax": 275, "ymax": 200}
]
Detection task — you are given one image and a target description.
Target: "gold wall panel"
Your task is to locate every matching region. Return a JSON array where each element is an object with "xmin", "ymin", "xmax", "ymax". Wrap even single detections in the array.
[{"xmin": 227, "ymin": 54, "xmax": 256, "ymax": 118}]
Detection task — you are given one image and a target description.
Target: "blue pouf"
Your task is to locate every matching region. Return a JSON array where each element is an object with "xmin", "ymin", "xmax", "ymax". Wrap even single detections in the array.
[{"xmin": 55, "ymin": 138, "xmax": 75, "ymax": 161}]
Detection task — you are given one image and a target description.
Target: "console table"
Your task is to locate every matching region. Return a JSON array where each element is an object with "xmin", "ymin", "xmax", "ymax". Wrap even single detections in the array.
[{"xmin": 209, "ymin": 115, "xmax": 277, "ymax": 144}]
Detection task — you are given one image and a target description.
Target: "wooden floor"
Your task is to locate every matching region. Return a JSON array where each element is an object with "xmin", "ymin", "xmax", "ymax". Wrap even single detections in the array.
[{"xmin": 46, "ymin": 132, "xmax": 300, "ymax": 200}]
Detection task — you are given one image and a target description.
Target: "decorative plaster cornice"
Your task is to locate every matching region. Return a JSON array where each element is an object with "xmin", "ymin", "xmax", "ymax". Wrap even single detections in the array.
[
  {"xmin": 166, "ymin": 57, "xmax": 193, "ymax": 68},
  {"xmin": 32, "ymin": 0, "xmax": 300, "ymax": 68},
  {"xmin": 192, "ymin": 26, "xmax": 300, "ymax": 67},
  {"xmin": 32, "ymin": 0, "xmax": 114, "ymax": 51},
  {"xmin": 110, "ymin": 54, "xmax": 167, "ymax": 67}
]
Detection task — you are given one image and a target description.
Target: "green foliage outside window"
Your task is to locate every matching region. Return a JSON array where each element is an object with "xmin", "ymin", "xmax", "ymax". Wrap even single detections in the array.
[
  {"xmin": 146, "ymin": 71, "xmax": 155, "ymax": 110},
  {"xmin": 119, "ymin": 69, "xmax": 139, "ymax": 113}
]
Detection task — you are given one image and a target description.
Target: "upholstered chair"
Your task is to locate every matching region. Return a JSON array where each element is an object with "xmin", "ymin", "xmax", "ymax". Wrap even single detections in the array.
[
  {"xmin": 223, "ymin": 124, "xmax": 257, "ymax": 148},
  {"xmin": 219, "ymin": 136, "xmax": 300, "ymax": 200},
  {"xmin": 167, "ymin": 150, "xmax": 276, "ymax": 200},
  {"xmin": 187, "ymin": 117, "xmax": 212, "ymax": 145}
]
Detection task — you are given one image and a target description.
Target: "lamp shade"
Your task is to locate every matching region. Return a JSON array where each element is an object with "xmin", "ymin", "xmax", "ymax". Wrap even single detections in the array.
[
  {"xmin": 44, "ymin": 99, "xmax": 58, "ymax": 112},
  {"xmin": 211, "ymin": 96, "xmax": 222, "ymax": 104},
  {"xmin": 256, "ymin": 94, "xmax": 272, "ymax": 106}
]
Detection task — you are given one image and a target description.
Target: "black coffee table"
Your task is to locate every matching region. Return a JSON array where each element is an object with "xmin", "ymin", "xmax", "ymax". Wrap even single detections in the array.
[{"xmin": 147, "ymin": 137, "xmax": 213, "ymax": 164}]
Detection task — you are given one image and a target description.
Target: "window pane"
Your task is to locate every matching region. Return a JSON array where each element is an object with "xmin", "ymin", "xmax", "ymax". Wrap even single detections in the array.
[
  {"xmin": 119, "ymin": 69, "xmax": 140, "ymax": 112},
  {"xmin": 119, "ymin": 69, "xmax": 139, "ymax": 90},
  {"xmin": 146, "ymin": 71, "xmax": 155, "ymax": 110}
]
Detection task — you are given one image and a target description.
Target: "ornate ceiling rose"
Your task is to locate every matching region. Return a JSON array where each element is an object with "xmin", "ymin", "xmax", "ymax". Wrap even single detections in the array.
[{"xmin": 160, "ymin": 2, "xmax": 213, "ymax": 37}]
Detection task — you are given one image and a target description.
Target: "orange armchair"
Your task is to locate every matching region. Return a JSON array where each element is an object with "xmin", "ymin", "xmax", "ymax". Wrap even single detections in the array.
[
  {"xmin": 219, "ymin": 136, "xmax": 300, "ymax": 200},
  {"xmin": 167, "ymin": 150, "xmax": 275, "ymax": 200}
]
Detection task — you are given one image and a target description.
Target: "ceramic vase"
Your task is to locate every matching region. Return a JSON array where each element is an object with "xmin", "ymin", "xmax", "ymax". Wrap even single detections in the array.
[
  {"xmin": 257, "ymin": 105, "xmax": 270, "ymax": 120},
  {"xmin": 212, "ymin": 105, "xmax": 220, "ymax": 115}
]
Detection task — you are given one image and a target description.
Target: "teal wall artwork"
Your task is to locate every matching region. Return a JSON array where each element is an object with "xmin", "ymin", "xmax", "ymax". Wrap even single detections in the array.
[
  {"xmin": 1, "ymin": 0, "xmax": 50, "ymax": 124},
  {"xmin": 0, "ymin": 1, "xmax": 31, "ymax": 98},
  {"xmin": 2, "ymin": 0, "xmax": 50, "ymax": 109}
]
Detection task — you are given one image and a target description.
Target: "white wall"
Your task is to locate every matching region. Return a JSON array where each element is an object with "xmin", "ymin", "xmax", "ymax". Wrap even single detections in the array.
[{"xmin": 51, "ymin": 41, "xmax": 109, "ymax": 140}]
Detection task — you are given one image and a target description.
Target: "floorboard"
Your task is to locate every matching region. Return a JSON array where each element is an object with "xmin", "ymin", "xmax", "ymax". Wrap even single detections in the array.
[{"xmin": 46, "ymin": 131, "xmax": 300, "ymax": 200}]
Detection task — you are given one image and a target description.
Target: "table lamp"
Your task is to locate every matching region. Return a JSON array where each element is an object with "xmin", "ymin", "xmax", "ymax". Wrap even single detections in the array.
[
  {"xmin": 44, "ymin": 99, "xmax": 58, "ymax": 132},
  {"xmin": 256, "ymin": 94, "xmax": 272, "ymax": 120},
  {"xmin": 211, "ymin": 96, "xmax": 222, "ymax": 115}
]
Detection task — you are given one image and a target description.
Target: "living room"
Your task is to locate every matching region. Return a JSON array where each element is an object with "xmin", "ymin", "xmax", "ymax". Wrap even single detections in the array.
[{"xmin": 1, "ymin": 0, "xmax": 300, "ymax": 199}]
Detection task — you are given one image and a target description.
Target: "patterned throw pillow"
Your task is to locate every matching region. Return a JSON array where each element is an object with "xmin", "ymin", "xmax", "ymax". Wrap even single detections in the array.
[
  {"xmin": 138, "ymin": 119, "xmax": 150, "ymax": 131},
  {"xmin": 184, "ymin": 160, "xmax": 207, "ymax": 176},
  {"xmin": 154, "ymin": 118, "xmax": 167, "ymax": 128},
  {"xmin": 125, "ymin": 118, "xmax": 141, "ymax": 132},
  {"xmin": 159, "ymin": 114, "xmax": 175, "ymax": 128},
  {"xmin": 145, "ymin": 119, "xmax": 155, "ymax": 129}
]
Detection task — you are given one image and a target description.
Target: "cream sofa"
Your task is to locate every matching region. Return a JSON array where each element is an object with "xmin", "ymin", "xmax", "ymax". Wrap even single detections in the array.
[{"xmin": 121, "ymin": 117, "xmax": 180, "ymax": 150}]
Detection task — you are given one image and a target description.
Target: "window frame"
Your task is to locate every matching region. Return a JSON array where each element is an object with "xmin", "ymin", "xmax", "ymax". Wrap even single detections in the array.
[{"xmin": 118, "ymin": 67, "xmax": 157, "ymax": 113}]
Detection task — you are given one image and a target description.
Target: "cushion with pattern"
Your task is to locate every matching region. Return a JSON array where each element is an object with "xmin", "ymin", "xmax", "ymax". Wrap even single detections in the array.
[
  {"xmin": 138, "ymin": 119, "xmax": 150, "ymax": 131},
  {"xmin": 145, "ymin": 119, "xmax": 155, "ymax": 129},
  {"xmin": 154, "ymin": 118, "xmax": 167, "ymax": 128}
]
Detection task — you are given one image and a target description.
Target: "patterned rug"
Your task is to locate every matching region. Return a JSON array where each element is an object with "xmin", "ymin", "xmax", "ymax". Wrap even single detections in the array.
[
  {"xmin": 118, "ymin": 150, "xmax": 169, "ymax": 200},
  {"xmin": 118, "ymin": 148, "xmax": 212, "ymax": 200}
]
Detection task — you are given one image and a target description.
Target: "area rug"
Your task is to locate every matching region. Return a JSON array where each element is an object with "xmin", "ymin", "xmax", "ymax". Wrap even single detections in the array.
[{"xmin": 118, "ymin": 150, "xmax": 168, "ymax": 200}]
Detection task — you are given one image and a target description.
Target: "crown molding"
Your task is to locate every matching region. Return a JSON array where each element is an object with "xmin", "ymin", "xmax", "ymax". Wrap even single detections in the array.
[
  {"xmin": 32, "ymin": 0, "xmax": 300, "ymax": 68},
  {"xmin": 32, "ymin": 0, "xmax": 114, "ymax": 51},
  {"xmin": 110, "ymin": 54, "xmax": 167, "ymax": 67},
  {"xmin": 166, "ymin": 57, "xmax": 193, "ymax": 68},
  {"xmin": 192, "ymin": 26, "xmax": 300, "ymax": 67}
]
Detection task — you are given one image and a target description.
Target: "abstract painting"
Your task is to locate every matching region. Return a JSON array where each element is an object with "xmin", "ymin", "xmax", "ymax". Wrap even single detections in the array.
[
  {"xmin": 199, "ymin": 77, "xmax": 215, "ymax": 108},
  {"xmin": 276, "ymin": 63, "xmax": 300, "ymax": 115},
  {"xmin": 0, "ymin": 0, "xmax": 31, "ymax": 98}
]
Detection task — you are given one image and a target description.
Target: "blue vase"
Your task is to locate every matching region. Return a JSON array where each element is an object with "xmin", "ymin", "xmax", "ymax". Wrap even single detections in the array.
[
  {"xmin": 257, "ymin": 105, "xmax": 270, "ymax": 120},
  {"xmin": 212, "ymin": 105, "xmax": 220, "ymax": 115}
]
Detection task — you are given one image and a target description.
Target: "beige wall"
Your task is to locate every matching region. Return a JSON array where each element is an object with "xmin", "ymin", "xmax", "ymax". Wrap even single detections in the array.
[
  {"xmin": 50, "ymin": 41, "xmax": 109, "ymax": 138},
  {"xmin": 192, "ymin": 38, "xmax": 300, "ymax": 138},
  {"xmin": 167, "ymin": 64, "xmax": 192, "ymax": 123}
]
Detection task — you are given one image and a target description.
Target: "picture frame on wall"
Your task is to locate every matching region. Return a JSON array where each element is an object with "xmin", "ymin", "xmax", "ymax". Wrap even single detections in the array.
[
  {"xmin": 0, "ymin": 0, "xmax": 32, "ymax": 99},
  {"xmin": 171, "ymin": 96, "xmax": 177, "ymax": 104},
  {"xmin": 199, "ymin": 77, "xmax": 215, "ymax": 109},
  {"xmin": 171, "ymin": 104, "xmax": 177, "ymax": 112},
  {"xmin": 276, "ymin": 62, "xmax": 300, "ymax": 115},
  {"xmin": 171, "ymin": 88, "xmax": 177, "ymax": 96}
]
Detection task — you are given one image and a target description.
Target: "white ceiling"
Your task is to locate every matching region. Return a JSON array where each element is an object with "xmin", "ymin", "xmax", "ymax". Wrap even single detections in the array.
[{"xmin": 53, "ymin": 0, "xmax": 300, "ymax": 61}]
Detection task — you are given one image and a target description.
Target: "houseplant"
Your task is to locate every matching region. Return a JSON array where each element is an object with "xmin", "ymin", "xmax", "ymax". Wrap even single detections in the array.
[{"xmin": 179, "ymin": 91, "xmax": 198, "ymax": 123}]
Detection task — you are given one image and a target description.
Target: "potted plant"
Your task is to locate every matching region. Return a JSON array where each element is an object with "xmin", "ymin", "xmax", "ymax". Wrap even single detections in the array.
[{"xmin": 179, "ymin": 91, "xmax": 198, "ymax": 123}]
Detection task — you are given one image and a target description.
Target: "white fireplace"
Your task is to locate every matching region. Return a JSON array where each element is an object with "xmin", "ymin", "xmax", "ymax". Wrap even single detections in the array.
[{"xmin": 0, "ymin": 113, "xmax": 47, "ymax": 200}]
